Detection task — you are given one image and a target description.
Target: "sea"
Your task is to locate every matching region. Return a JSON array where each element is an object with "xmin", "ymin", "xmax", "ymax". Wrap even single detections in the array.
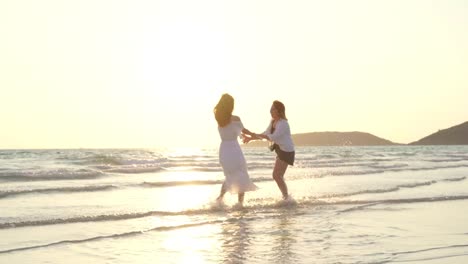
[{"xmin": 1, "ymin": 145, "xmax": 468, "ymax": 264}]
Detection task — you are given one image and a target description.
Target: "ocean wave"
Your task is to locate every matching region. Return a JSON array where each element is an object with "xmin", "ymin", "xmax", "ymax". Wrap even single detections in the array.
[
  {"xmin": 302, "ymin": 161, "xmax": 379, "ymax": 169},
  {"xmin": 142, "ymin": 176, "xmax": 273, "ymax": 188},
  {"xmin": 4, "ymin": 193, "xmax": 468, "ymax": 230},
  {"xmin": 142, "ymin": 180, "xmax": 223, "ymax": 187},
  {"xmin": 442, "ymin": 176, "xmax": 466, "ymax": 182},
  {"xmin": 0, "ymin": 177, "xmax": 276, "ymax": 199},
  {"xmin": 318, "ymin": 164, "xmax": 468, "ymax": 178},
  {"xmin": 73, "ymin": 152, "xmax": 169, "ymax": 167},
  {"xmin": 165, "ymin": 158, "xmax": 219, "ymax": 163},
  {"xmin": 76, "ymin": 154, "xmax": 126, "ymax": 166},
  {"xmin": 161, "ymin": 162, "xmax": 271, "ymax": 172},
  {"xmin": 0, "ymin": 220, "xmax": 223, "ymax": 254},
  {"xmin": 167, "ymin": 154, "xmax": 215, "ymax": 159},
  {"xmin": 2, "ymin": 173, "xmax": 463, "ymax": 200},
  {"xmin": 398, "ymin": 180, "xmax": 437, "ymax": 188},
  {"xmin": 162, "ymin": 164, "xmax": 269, "ymax": 172},
  {"xmin": 391, "ymin": 243, "xmax": 468, "ymax": 262},
  {"xmin": 394, "ymin": 243, "xmax": 468, "ymax": 256},
  {"xmin": 0, "ymin": 169, "xmax": 103, "ymax": 182},
  {"xmin": 164, "ymin": 161, "xmax": 221, "ymax": 168},
  {"xmin": 0, "ymin": 208, "xmax": 225, "ymax": 230},
  {"xmin": 338, "ymin": 195, "xmax": 468, "ymax": 213},
  {"xmin": 370, "ymin": 158, "xmax": 396, "ymax": 162},
  {"xmin": 404, "ymin": 164, "xmax": 468, "ymax": 171},
  {"xmin": 368, "ymin": 163, "xmax": 408, "ymax": 169},
  {"xmin": 98, "ymin": 161, "xmax": 468, "ymax": 177},
  {"xmin": 359, "ymin": 195, "xmax": 468, "ymax": 205},
  {"xmin": 233, "ymin": 194, "xmax": 468, "ymax": 213},
  {"xmin": 0, "ymin": 185, "xmax": 117, "ymax": 199},
  {"xmin": 319, "ymin": 180, "xmax": 438, "ymax": 199},
  {"xmin": 0, "ymin": 197, "xmax": 308, "ymax": 230},
  {"xmin": 104, "ymin": 166, "xmax": 163, "ymax": 174},
  {"xmin": 321, "ymin": 175, "xmax": 466, "ymax": 199},
  {"xmin": 316, "ymin": 154, "xmax": 338, "ymax": 159},
  {"xmin": 0, "ymin": 211, "xmax": 157, "ymax": 229},
  {"xmin": 389, "ymin": 152, "xmax": 417, "ymax": 157},
  {"xmin": 191, "ymin": 167, "xmax": 222, "ymax": 172},
  {"xmin": 330, "ymin": 169, "xmax": 386, "ymax": 176},
  {"xmin": 424, "ymin": 158, "xmax": 468, "ymax": 163}
]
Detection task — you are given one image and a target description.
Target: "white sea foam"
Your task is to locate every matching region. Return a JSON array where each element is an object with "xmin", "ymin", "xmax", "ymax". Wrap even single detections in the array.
[{"xmin": 1, "ymin": 146, "xmax": 468, "ymax": 263}]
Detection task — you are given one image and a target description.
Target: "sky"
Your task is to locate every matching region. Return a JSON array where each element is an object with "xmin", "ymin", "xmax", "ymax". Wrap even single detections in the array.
[{"xmin": 1, "ymin": 0, "xmax": 467, "ymax": 149}]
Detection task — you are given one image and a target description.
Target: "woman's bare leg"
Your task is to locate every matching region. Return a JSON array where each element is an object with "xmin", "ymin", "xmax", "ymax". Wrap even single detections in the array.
[
  {"xmin": 273, "ymin": 157, "xmax": 289, "ymax": 199},
  {"xmin": 217, "ymin": 182, "xmax": 227, "ymax": 201},
  {"xmin": 238, "ymin": 192, "xmax": 245, "ymax": 204}
]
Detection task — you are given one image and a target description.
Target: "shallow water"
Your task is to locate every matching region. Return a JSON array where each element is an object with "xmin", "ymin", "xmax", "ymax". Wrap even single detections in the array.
[{"xmin": 1, "ymin": 146, "xmax": 468, "ymax": 263}]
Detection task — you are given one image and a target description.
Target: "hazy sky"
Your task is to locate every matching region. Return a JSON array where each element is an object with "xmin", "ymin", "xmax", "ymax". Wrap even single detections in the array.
[{"xmin": 1, "ymin": 0, "xmax": 467, "ymax": 149}]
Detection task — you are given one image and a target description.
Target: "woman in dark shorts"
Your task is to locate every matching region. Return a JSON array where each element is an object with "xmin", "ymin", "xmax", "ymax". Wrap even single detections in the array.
[{"xmin": 243, "ymin": 100, "xmax": 295, "ymax": 200}]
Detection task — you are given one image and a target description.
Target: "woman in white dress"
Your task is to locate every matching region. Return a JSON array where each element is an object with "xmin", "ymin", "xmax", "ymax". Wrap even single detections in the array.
[{"xmin": 214, "ymin": 94, "xmax": 258, "ymax": 205}]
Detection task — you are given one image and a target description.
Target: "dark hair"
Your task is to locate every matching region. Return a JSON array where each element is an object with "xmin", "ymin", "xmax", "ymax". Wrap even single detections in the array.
[
  {"xmin": 273, "ymin": 100, "xmax": 287, "ymax": 120},
  {"xmin": 214, "ymin": 93, "xmax": 234, "ymax": 127}
]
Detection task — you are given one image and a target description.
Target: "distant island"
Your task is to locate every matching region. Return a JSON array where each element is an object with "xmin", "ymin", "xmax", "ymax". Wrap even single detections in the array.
[
  {"xmin": 244, "ymin": 121, "xmax": 468, "ymax": 147},
  {"xmin": 292, "ymin": 132, "xmax": 399, "ymax": 146},
  {"xmin": 246, "ymin": 131, "xmax": 400, "ymax": 147},
  {"xmin": 409, "ymin": 121, "xmax": 468, "ymax": 145}
]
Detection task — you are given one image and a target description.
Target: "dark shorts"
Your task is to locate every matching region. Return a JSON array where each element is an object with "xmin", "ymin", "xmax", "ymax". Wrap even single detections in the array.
[{"xmin": 272, "ymin": 144, "xmax": 295, "ymax": 166}]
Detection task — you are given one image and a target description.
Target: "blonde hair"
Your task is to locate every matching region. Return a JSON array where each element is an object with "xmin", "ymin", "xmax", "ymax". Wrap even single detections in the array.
[{"xmin": 214, "ymin": 94, "xmax": 234, "ymax": 127}]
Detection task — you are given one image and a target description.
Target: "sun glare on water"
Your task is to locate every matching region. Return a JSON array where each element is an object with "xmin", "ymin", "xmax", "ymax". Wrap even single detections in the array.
[
  {"xmin": 145, "ymin": 147, "xmax": 220, "ymax": 212},
  {"xmin": 161, "ymin": 224, "xmax": 220, "ymax": 263}
]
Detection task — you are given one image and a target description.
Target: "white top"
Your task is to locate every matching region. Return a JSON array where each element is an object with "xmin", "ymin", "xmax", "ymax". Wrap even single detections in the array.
[
  {"xmin": 262, "ymin": 119, "xmax": 295, "ymax": 152},
  {"xmin": 218, "ymin": 121, "xmax": 244, "ymax": 141}
]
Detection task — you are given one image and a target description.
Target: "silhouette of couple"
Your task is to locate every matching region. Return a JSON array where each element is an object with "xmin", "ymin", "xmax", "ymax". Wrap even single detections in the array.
[{"xmin": 214, "ymin": 94, "xmax": 295, "ymax": 206}]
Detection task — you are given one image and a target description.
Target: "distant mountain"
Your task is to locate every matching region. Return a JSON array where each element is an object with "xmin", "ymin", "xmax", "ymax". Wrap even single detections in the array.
[
  {"xmin": 410, "ymin": 121, "xmax": 468, "ymax": 145},
  {"xmin": 245, "ymin": 131, "xmax": 399, "ymax": 147},
  {"xmin": 293, "ymin": 132, "xmax": 399, "ymax": 146}
]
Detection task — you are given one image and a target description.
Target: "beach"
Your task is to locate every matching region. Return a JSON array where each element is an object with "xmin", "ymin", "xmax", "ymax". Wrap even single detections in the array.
[{"xmin": 1, "ymin": 146, "xmax": 468, "ymax": 263}]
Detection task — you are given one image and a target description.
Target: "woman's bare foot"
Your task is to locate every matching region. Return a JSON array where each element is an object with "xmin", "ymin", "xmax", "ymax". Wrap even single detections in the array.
[{"xmin": 232, "ymin": 202, "xmax": 244, "ymax": 210}]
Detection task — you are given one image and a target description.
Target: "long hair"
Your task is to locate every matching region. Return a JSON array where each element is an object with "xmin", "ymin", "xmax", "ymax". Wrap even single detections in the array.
[
  {"xmin": 214, "ymin": 93, "xmax": 234, "ymax": 127},
  {"xmin": 273, "ymin": 100, "xmax": 287, "ymax": 120}
]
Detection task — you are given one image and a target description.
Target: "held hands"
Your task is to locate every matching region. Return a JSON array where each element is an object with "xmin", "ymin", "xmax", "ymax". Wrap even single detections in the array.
[
  {"xmin": 241, "ymin": 132, "xmax": 266, "ymax": 144},
  {"xmin": 241, "ymin": 133, "xmax": 253, "ymax": 144},
  {"xmin": 240, "ymin": 129, "xmax": 267, "ymax": 144}
]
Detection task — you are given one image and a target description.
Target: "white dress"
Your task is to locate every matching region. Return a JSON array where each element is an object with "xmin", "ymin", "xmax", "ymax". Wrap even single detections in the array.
[{"xmin": 218, "ymin": 121, "xmax": 258, "ymax": 194}]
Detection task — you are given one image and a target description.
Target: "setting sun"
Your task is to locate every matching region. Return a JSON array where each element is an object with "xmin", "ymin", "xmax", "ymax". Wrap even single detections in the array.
[{"xmin": 2, "ymin": 1, "xmax": 467, "ymax": 149}]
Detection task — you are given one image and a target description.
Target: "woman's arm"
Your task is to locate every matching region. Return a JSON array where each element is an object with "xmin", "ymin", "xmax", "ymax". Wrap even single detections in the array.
[
  {"xmin": 264, "ymin": 120, "xmax": 287, "ymax": 142},
  {"xmin": 253, "ymin": 133, "xmax": 269, "ymax": 140},
  {"xmin": 242, "ymin": 128, "xmax": 268, "ymax": 138},
  {"xmin": 242, "ymin": 131, "xmax": 260, "ymax": 142},
  {"xmin": 241, "ymin": 128, "xmax": 255, "ymax": 136},
  {"xmin": 242, "ymin": 120, "xmax": 273, "ymax": 143},
  {"xmin": 242, "ymin": 131, "xmax": 270, "ymax": 144}
]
